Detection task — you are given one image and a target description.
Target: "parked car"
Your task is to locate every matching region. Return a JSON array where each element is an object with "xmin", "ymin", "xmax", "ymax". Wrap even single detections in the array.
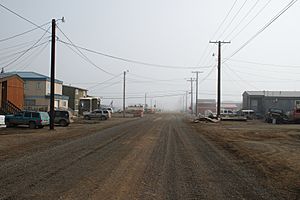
[
  {"xmin": 5, "ymin": 111, "xmax": 50, "ymax": 129},
  {"xmin": 265, "ymin": 108, "xmax": 288, "ymax": 124},
  {"xmin": 0, "ymin": 115, "xmax": 6, "ymax": 128},
  {"xmin": 83, "ymin": 109, "xmax": 111, "ymax": 120},
  {"xmin": 48, "ymin": 110, "xmax": 72, "ymax": 127}
]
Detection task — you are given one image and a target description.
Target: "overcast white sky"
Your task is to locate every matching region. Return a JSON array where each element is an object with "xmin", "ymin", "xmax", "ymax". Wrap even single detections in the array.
[{"xmin": 1, "ymin": 0, "xmax": 299, "ymax": 110}]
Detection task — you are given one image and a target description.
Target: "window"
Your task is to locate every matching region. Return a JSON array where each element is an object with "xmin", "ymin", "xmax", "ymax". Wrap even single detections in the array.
[
  {"xmin": 36, "ymin": 82, "xmax": 41, "ymax": 89},
  {"xmin": 32, "ymin": 112, "xmax": 40, "ymax": 118},
  {"xmin": 24, "ymin": 112, "xmax": 31, "ymax": 118},
  {"xmin": 62, "ymin": 101, "xmax": 67, "ymax": 107},
  {"xmin": 75, "ymin": 89, "xmax": 79, "ymax": 95}
]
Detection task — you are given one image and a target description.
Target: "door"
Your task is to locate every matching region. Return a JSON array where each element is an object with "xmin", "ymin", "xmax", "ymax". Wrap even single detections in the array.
[{"xmin": 1, "ymin": 81, "xmax": 7, "ymax": 106}]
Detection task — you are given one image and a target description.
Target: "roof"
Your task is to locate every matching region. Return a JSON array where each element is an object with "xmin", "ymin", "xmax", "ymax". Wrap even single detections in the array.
[
  {"xmin": 244, "ymin": 91, "xmax": 300, "ymax": 97},
  {"xmin": 3, "ymin": 71, "xmax": 63, "ymax": 84},
  {"xmin": 0, "ymin": 73, "xmax": 24, "ymax": 82},
  {"xmin": 63, "ymin": 85, "xmax": 88, "ymax": 91}
]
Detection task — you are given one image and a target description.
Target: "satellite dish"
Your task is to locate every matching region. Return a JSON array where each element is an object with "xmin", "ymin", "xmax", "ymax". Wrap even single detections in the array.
[{"xmin": 62, "ymin": 17, "xmax": 65, "ymax": 23}]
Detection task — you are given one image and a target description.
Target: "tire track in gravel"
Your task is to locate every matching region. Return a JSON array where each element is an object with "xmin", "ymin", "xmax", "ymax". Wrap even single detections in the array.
[
  {"xmin": 0, "ymin": 116, "xmax": 156, "ymax": 200},
  {"xmin": 136, "ymin": 114, "xmax": 287, "ymax": 200}
]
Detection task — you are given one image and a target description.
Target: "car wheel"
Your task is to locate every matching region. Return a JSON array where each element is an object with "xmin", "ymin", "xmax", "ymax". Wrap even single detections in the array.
[
  {"xmin": 59, "ymin": 120, "xmax": 68, "ymax": 127},
  {"xmin": 38, "ymin": 125, "xmax": 44, "ymax": 129},
  {"xmin": 84, "ymin": 115, "xmax": 90, "ymax": 120},
  {"xmin": 101, "ymin": 116, "xmax": 107, "ymax": 120},
  {"xmin": 29, "ymin": 121, "xmax": 36, "ymax": 129}
]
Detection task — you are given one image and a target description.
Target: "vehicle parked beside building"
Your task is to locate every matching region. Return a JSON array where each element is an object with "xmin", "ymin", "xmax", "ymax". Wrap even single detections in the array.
[
  {"xmin": 83, "ymin": 109, "xmax": 110, "ymax": 120},
  {"xmin": 49, "ymin": 110, "xmax": 73, "ymax": 127},
  {"xmin": 5, "ymin": 111, "xmax": 49, "ymax": 128}
]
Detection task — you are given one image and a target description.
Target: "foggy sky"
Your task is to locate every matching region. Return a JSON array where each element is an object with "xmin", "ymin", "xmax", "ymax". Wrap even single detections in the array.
[{"xmin": 1, "ymin": 0, "xmax": 299, "ymax": 110}]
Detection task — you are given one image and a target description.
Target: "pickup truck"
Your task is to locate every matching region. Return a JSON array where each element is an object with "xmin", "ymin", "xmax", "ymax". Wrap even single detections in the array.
[{"xmin": 5, "ymin": 111, "xmax": 50, "ymax": 129}]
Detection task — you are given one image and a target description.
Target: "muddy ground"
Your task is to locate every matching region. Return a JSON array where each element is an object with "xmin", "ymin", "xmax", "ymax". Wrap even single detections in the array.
[
  {"xmin": 0, "ymin": 117, "xmax": 137, "ymax": 161},
  {"xmin": 0, "ymin": 114, "xmax": 299, "ymax": 199},
  {"xmin": 192, "ymin": 120, "xmax": 300, "ymax": 197}
]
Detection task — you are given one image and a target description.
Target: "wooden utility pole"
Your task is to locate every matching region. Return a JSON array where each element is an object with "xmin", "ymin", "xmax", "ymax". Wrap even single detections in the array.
[
  {"xmin": 209, "ymin": 41, "xmax": 230, "ymax": 119},
  {"xmin": 187, "ymin": 78, "xmax": 195, "ymax": 115},
  {"xmin": 123, "ymin": 71, "xmax": 127, "ymax": 118},
  {"xmin": 50, "ymin": 19, "xmax": 56, "ymax": 130},
  {"xmin": 192, "ymin": 71, "xmax": 203, "ymax": 116}
]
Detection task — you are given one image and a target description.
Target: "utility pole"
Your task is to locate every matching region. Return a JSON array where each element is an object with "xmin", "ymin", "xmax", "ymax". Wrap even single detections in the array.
[
  {"xmin": 209, "ymin": 41, "xmax": 230, "ymax": 119},
  {"xmin": 49, "ymin": 19, "xmax": 56, "ymax": 130},
  {"xmin": 144, "ymin": 93, "xmax": 147, "ymax": 109},
  {"xmin": 185, "ymin": 91, "xmax": 188, "ymax": 113},
  {"xmin": 123, "ymin": 70, "xmax": 128, "ymax": 118},
  {"xmin": 187, "ymin": 78, "xmax": 195, "ymax": 115},
  {"xmin": 192, "ymin": 71, "xmax": 203, "ymax": 116}
]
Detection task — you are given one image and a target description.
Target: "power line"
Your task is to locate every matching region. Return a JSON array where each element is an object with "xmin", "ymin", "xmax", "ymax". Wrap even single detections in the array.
[
  {"xmin": 0, "ymin": 21, "xmax": 51, "ymax": 43},
  {"xmin": 87, "ymin": 73, "xmax": 123, "ymax": 90},
  {"xmin": 58, "ymin": 39, "xmax": 212, "ymax": 70},
  {"xmin": 16, "ymin": 41, "xmax": 50, "ymax": 71},
  {"xmin": 226, "ymin": 0, "xmax": 298, "ymax": 60},
  {"xmin": 196, "ymin": 0, "xmax": 238, "ymax": 67},
  {"xmin": 1, "ymin": 26, "xmax": 51, "ymax": 69},
  {"xmin": 217, "ymin": 0, "xmax": 249, "ymax": 39},
  {"xmin": 0, "ymin": 39, "xmax": 49, "ymax": 62},
  {"xmin": 223, "ymin": 0, "xmax": 260, "ymax": 40},
  {"xmin": 227, "ymin": 58, "xmax": 300, "ymax": 69},
  {"xmin": 0, "ymin": 3, "xmax": 51, "ymax": 33},
  {"xmin": 56, "ymin": 25, "xmax": 115, "ymax": 76},
  {"xmin": 230, "ymin": 0, "xmax": 272, "ymax": 41}
]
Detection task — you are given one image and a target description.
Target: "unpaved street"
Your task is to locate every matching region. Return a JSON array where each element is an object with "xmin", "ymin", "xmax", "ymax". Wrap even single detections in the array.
[{"xmin": 0, "ymin": 114, "xmax": 296, "ymax": 199}]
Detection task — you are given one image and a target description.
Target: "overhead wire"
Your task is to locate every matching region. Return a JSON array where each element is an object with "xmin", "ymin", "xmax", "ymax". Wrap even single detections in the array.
[
  {"xmin": 0, "ymin": 3, "xmax": 51, "ymax": 34},
  {"xmin": 228, "ymin": 58, "xmax": 300, "ymax": 69},
  {"xmin": 0, "ymin": 21, "xmax": 51, "ymax": 43},
  {"xmin": 1, "ymin": 25, "xmax": 51, "ymax": 69},
  {"xmin": 223, "ymin": 0, "xmax": 260, "ymax": 41},
  {"xmin": 58, "ymin": 39, "xmax": 212, "ymax": 70},
  {"xmin": 229, "ymin": 0, "xmax": 272, "ymax": 41},
  {"xmin": 56, "ymin": 25, "xmax": 116, "ymax": 76},
  {"xmin": 217, "ymin": 0, "xmax": 249, "ymax": 39},
  {"xmin": 226, "ymin": 0, "xmax": 298, "ymax": 60},
  {"xmin": 88, "ymin": 73, "xmax": 123, "ymax": 91},
  {"xmin": 196, "ymin": 0, "xmax": 238, "ymax": 66},
  {"xmin": 16, "ymin": 41, "xmax": 50, "ymax": 71}
]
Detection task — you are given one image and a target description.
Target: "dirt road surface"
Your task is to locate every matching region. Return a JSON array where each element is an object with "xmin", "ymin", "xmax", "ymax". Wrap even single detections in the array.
[{"xmin": 0, "ymin": 114, "xmax": 297, "ymax": 199}]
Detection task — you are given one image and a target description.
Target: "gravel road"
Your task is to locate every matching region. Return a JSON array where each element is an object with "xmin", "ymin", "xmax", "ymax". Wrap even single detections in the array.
[{"xmin": 0, "ymin": 114, "xmax": 287, "ymax": 199}]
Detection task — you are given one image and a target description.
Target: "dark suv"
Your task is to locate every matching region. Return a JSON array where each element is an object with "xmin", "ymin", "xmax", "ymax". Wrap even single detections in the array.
[
  {"xmin": 5, "ymin": 111, "xmax": 50, "ymax": 129},
  {"xmin": 49, "ymin": 110, "xmax": 72, "ymax": 127}
]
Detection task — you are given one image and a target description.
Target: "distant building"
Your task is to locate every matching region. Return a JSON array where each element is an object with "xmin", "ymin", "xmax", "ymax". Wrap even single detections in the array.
[
  {"xmin": 197, "ymin": 99, "xmax": 216, "ymax": 115},
  {"xmin": 0, "ymin": 73, "xmax": 24, "ymax": 114},
  {"xmin": 243, "ymin": 91, "xmax": 300, "ymax": 115},
  {"xmin": 221, "ymin": 102, "xmax": 242, "ymax": 111},
  {"xmin": 79, "ymin": 97, "xmax": 101, "ymax": 115},
  {"xmin": 5, "ymin": 72, "xmax": 69, "ymax": 111},
  {"xmin": 63, "ymin": 85, "xmax": 88, "ymax": 114}
]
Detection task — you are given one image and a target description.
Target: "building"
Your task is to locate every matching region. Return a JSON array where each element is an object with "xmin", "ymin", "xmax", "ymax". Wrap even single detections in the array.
[
  {"xmin": 4, "ymin": 72, "xmax": 69, "ymax": 111},
  {"xmin": 79, "ymin": 97, "xmax": 101, "ymax": 115},
  {"xmin": 243, "ymin": 91, "xmax": 300, "ymax": 115},
  {"xmin": 0, "ymin": 73, "xmax": 24, "ymax": 114},
  {"xmin": 63, "ymin": 85, "xmax": 88, "ymax": 114},
  {"xmin": 197, "ymin": 99, "xmax": 216, "ymax": 115}
]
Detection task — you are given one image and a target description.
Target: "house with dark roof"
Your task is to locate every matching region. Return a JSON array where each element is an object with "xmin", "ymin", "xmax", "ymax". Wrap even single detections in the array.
[
  {"xmin": 62, "ymin": 85, "xmax": 88, "ymax": 114},
  {"xmin": 2, "ymin": 71, "xmax": 69, "ymax": 111},
  {"xmin": 243, "ymin": 91, "xmax": 300, "ymax": 115},
  {"xmin": 0, "ymin": 73, "xmax": 24, "ymax": 114}
]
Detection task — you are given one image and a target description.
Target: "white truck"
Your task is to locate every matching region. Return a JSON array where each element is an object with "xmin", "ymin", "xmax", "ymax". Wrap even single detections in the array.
[{"xmin": 0, "ymin": 115, "xmax": 6, "ymax": 128}]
